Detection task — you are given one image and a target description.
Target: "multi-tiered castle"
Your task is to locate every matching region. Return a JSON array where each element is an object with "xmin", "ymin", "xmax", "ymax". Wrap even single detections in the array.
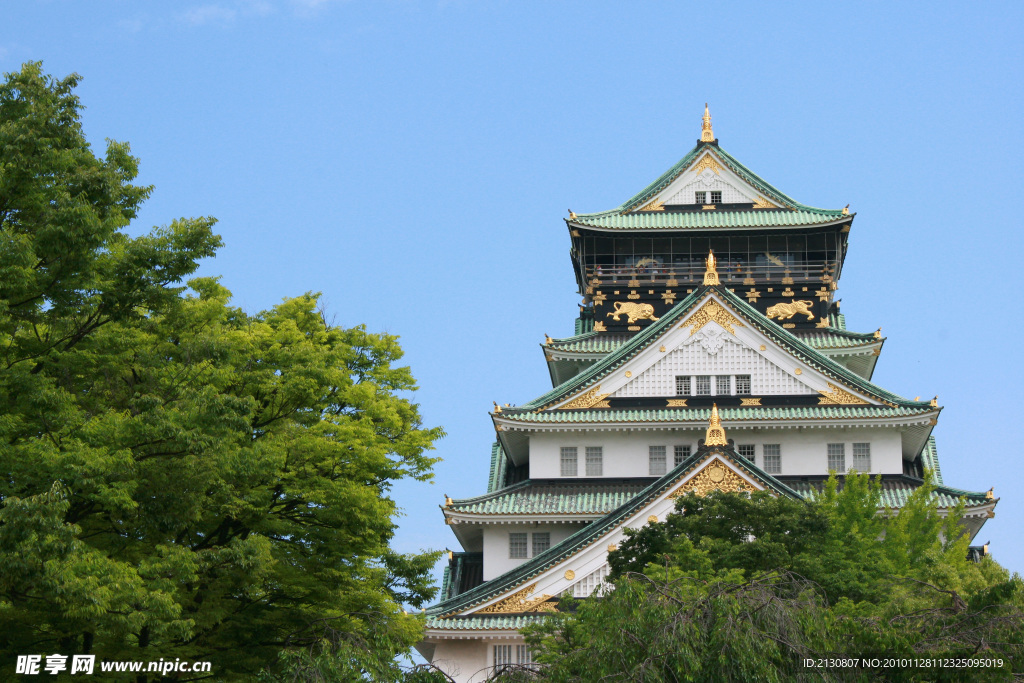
[{"xmin": 418, "ymin": 108, "xmax": 997, "ymax": 682}]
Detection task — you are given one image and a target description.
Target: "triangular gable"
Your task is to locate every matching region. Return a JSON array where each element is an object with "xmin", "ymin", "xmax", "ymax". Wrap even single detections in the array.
[
  {"xmin": 635, "ymin": 148, "xmax": 780, "ymax": 211},
  {"xmin": 429, "ymin": 447, "xmax": 800, "ymax": 618},
  {"xmin": 511, "ymin": 285, "xmax": 925, "ymax": 416},
  {"xmin": 551, "ymin": 292, "xmax": 875, "ymax": 408}
]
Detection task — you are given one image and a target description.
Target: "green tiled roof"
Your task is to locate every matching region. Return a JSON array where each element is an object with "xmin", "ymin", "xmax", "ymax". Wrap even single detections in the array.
[
  {"xmin": 548, "ymin": 332, "xmax": 629, "ymax": 354},
  {"xmin": 425, "ymin": 614, "xmax": 549, "ymax": 630},
  {"xmin": 920, "ymin": 436, "xmax": 943, "ymax": 485},
  {"xmin": 500, "ymin": 405, "xmax": 932, "ymax": 425},
  {"xmin": 451, "ymin": 480, "xmax": 648, "ymax": 516},
  {"xmin": 571, "ymin": 142, "xmax": 847, "ymax": 231},
  {"xmin": 428, "ymin": 446, "xmax": 802, "ymax": 617},
  {"xmin": 548, "ymin": 328, "xmax": 877, "ymax": 355},
  {"xmin": 783, "ymin": 477, "xmax": 989, "ymax": 509},
  {"xmin": 487, "ymin": 442, "xmax": 508, "ymax": 493},
  {"xmin": 514, "ymin": 285, "xmax": 929, "ymax": 415}
]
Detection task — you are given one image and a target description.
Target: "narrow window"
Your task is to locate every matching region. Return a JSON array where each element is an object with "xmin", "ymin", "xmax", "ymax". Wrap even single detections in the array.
[
  {"xmin": 675, "ymin": 375, "xmax": 691, "ymax": 396},
  {"xmin": 695, "ymin": 191, "xmax": 707, "ymax": 204},
  {"xmin": 716, "ymin": 375, "xmax": 731, "ymax": 395},
  {"xmin": 494, "ymin": 644, "xmax": 513, "ymax": 672},
  {"xmin": 585, "ymin": 446, "xmax": 603, "ymax": 476},
  {"xmin": 763, "ymin": 444, "xmax": 781, "ymax": 474},
  {"xmin": 649, "ymin": 446, "xmax": 667, "ymax": 475},
  {"xmin": 738, "ymin": 444, "xmax": 755, "ymax": 461},
  {"xmin": 827, "ymin": 443, "xmax": 846, "ymax": 472},
  {"xmin": 532, "ymin": 532, "xmax": 550, "ymax": 556},
  {"xmin": 674, "ymin": 444, "xmax": 691, "ymax": 466},
  {"xmin": 710, "ymin": 190, "xmax": 722, "ymax": 203},
  {"xmin": 509, "ymin": 533, "xmax": 527, "ymax": 559},
  {"xmin": 695, "ymin": 375, "xmax": 711, "ymax": 395},
  {"xmin": 560, "ymin": 447, "xmax": 578, "ymax": 476},
  {"xmin": 516, "ymin": 645, "xmax": 534, "ymax": 669},
  {"xmin": 736, "ymin": 375, "xmax": 751, "ymax": 395},
  {"xmin": 853, "ymin": 443, "xmax": 871, "ymax": 472}
]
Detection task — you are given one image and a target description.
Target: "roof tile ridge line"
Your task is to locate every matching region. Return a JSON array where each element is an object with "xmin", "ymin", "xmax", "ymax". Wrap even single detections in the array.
[
  {"xmin": 513, "ymin": 287, "xmax": 710, "ymax": 411},
  {"xmin": 922, "ymin": 435, "xmax": 944, "ymax": 486},
  {"xmin": 713, "ymin": 146, "xmax": 844, "ymax": 215},
  {"xmin": 426, "ymin": 448, "xmax": 801, "ymax": 616},
  {"xmin": 573, "ymin": 144, "xmax": 707, "ymax": 218},
  {"xmin": 452, "ymin": 479, "xmax": 535, "ymax": 506},
  {"xmin": 717, "ymin": 287, "xmax": 924, "ymax": 407},
  {"xmin": 549, "ymin": 330, "xmax": 601, "ymax": 344}
]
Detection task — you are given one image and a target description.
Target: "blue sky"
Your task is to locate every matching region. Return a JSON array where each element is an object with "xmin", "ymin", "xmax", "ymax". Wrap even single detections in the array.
[{"xmin": 4, "ymin": 0, "xmax": 1023, "ymax": 589}]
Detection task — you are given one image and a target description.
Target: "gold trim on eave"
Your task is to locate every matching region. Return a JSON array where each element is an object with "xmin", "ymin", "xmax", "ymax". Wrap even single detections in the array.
[
  {"xmin": 817, "ymin": 383, "xmax": 870, "ymax": 405},
  {"xmin": 475, "ymin": 583, "xmax": 557, "ymax": 615},
  {"xmin": 558, "ymin": 385, "xmax": 611, "ymax": 410}
]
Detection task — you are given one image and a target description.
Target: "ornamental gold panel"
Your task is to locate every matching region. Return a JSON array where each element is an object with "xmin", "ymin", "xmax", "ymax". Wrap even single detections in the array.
[
  {"xmin": 691, "ymin": 154, "xmax": 722, "ymax": 175},
  {"xmin": 559, "ymin": 385, "xmax": 612, "ymax": 410},
  {"xmin": 671, "ymin": 459, "xmax": 753, "ymax": 498},
  {"xmin": 740, "ymin": 398, "xmax": 762, "ymax": 406},
  {"xmin": 564, "ymin": 570, "xmax": 575, "ymax": 581},
  {"xmin": 817, "ymin": 382, "xmax": 869, "ymax": 405},
  {"xmin": 752, "ymin": 195, "xmax": 777, "ymax": 209},
  {"xmin": 477, "ymin": 583, "xmax": 558, "ymax": 614},
  {"xmin": 666, "ymin": 399, "xmax": 688, "ymax": 407},
  {"xmin": 638, "ymin": 197, "xmax": 665, "ymax": 212}
]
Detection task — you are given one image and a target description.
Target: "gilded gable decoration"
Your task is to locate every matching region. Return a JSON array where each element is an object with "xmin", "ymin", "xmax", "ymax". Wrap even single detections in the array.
[
  {"xmin": 683, "ymin": 299, "xmax": 745, "ymax": 336},
  {"xmin": 671, "ymin": 458, "xmax": 751, "ymax": 498},
  {"xmin": 691, "ymin": 154, "xmax": 722, "ymax": 176}
]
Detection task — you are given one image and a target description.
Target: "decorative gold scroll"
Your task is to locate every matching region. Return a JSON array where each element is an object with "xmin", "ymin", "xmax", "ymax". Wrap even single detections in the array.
[
  {"xmin": 638, "ymin": 197, "xmax": 665, "ymax": 212},
  {"xmin": 477, "ymin": 583, "xmax": 558, "ymax": 614},
  {"xmin": 559, "ymin": 385, "xmax": 612, "ymax": 410},
  {"xmin": 671, "ymin": 459, "xmax": 752, "ymax": 498},
  {"xmin": 682, "ymin": 299, "xmax": 745, "ymax": 336},
  {"xmin": 817, "ymin": 382, "xmax": 869, "ymax": 405},
  {"xmin": 692, "ymin": 154, "xmax": 721, "ymax": 175},
  {"xmin": 752, "ymin": 195, "xmax": 777, "ymax": 209},
  {"xmin": 740, "ymin": 398, "xmax": 762, "ymax": 406}
]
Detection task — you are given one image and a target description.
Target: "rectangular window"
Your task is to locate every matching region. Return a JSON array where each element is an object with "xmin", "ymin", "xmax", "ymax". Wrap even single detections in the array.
[
  {"xmin": 827, "ymin": 443, "xmax": 846, "ymax": 472},
  {"xmin": 736, "ymin": 375, "xmax": 751, "ymax": 395},
  {"xmin": 716, "ymin": 375, "xmax": 731, "ymax": 395},
  {"xmin": 695, "ymin": 375, "xmax": 711, "ymax": 395},
  {"xmin": 532, "ymin": 532, "xmax": 550, "ymax": 556},
  {"xmin": 585, "ymin": 446, "xmax": 603, "ymax": 476},
  {"xmin": 738, "ymin": 444, "xmax": 755, "ymax": 461},
  {"xmin": 853, "ymin": 443, "xmax": 871, "ymax": 472},
  {"xmin": 675, "ymin": 375, "xmax": 691, "ymax": 396},
  {"xmin": 763, "ymin": 444, "xmax": 781, "ymax": 474},
  {"xmin": 694, "ymin": 191, "xmax": 707, "ymax": 204},
  {"xmin": 516, "ymin": 645, "xmax": 534, "ymax": 669},
  {"xmin": 674, "ymin": 444, "xmax": 691, "ymax": 466},
  {"xmin": 494, "ymin": 644, "xmax": 513, "ymax": 671},
  {"xmin": 649, "ymin": 446, "xmax": 667, "ymax": 475},
  {"xmin": 710, "ymin": 190, "xmax": 722, "ymax": 203},
  {"xmin": 509, "ymin": 533, "xmax": 527, "ymax": 559},
  {"xmin": 560, "ymin": 447, "xmax": 578, "ymax": 476}
]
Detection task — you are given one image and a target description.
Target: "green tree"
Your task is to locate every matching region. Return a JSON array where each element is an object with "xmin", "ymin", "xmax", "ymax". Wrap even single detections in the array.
[
  {"xmin": 517, "ymin": 475, "xmax": 1023, "ymax": 682},
  {"xmin": 0, "ymin": 63, "xmax": 443, "ymax": 679}
]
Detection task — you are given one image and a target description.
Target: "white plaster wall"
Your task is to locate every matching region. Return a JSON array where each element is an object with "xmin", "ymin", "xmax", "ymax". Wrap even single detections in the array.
[
  {"xmin": 430, "ymin": 640, "xmax": 488, "ymax": 683},
  {"xmin": 482, "ymin": 523, "xmax": 587, "ymax": 581},
  {"xmin": 527, "ymin": 427, "xmax": 904, "ymax": 479}
]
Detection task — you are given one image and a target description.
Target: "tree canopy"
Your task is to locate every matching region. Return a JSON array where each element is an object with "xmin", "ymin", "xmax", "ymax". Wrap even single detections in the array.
[
  {"xmin": 515, "ymin": 474, "xmax": 1023, "ymax": 682},
  {"xmin": 0, "ymin": 62, "xmax": 443, "ymax": 680}
]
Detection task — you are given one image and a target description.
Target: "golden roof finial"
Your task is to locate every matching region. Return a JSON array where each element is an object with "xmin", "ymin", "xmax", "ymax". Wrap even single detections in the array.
[
  {"xmin": 568, "ymin": 209, "xmax": 577, "ymax": 219},
  {"xmin": 985, "ymin": 487, "xmax": 994, "ymax": 500},
  {"xmin": 930, "ymin": 396, "xmax": 938, "ymax": 407},
  {"xmin": 705, "ymin": 403, "xmax": 728, "ymax": 446},
  {"xmin": 842, "ymin": 204, "xmax": 850, "ymax": 216},
  {"xmin": 703, "ymin": 249, "xmax": 720, "ymax": 285},
  {"xmin": 444, "ymin": 494, "xmax": 453, "ymax": 507},
  {"xmin": 544, "ymin": 333, "xmax": 553, "ymax": 345},
  {"xmin": 701, "ymin": 103, "xmax": 715, "ymax": 142},
  {"xmin": 493, "ymin": 402, "xmax": 502, "ymax": 413}
]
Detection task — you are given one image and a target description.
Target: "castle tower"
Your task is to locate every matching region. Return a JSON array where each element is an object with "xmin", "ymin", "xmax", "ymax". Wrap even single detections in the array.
[{"xmin": 418, "ymin": 110, "xmax": 997, "ymax": 682}]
